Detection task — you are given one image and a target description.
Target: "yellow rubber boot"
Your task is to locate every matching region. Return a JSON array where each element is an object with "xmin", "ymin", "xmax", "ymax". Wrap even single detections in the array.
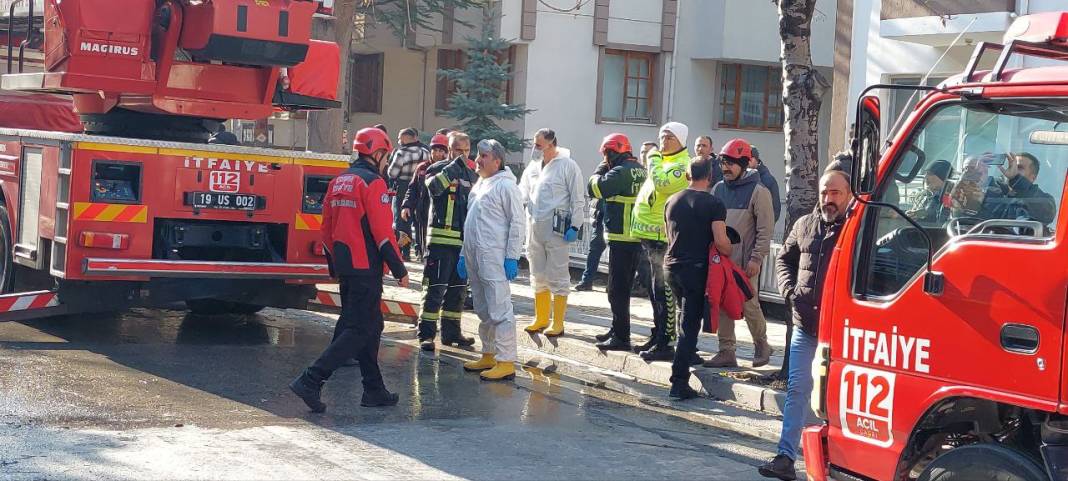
[
  {"xmin": 525, "ymin": 291, "xmax": 551, "ymax": 333},
  {"xmin": 545, "ymin": 295, "xmax": 567, "ymax": 337},
  {"xmin": 463, "ymin": 353, "xmax": 496, "ymax": 372},
  {"xmin": 480, "ymin": 361, "xmax": 516, "ymax": 381}
]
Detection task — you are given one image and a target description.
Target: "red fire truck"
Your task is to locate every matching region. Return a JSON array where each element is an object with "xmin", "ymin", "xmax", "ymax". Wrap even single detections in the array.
[
  {"xmin": 801, "ymin": 12, "xmax": 1068, "ymax": 481},
  {"xmin": 0, "ymin": 0, "xmax": 350, "ymax": 320}
]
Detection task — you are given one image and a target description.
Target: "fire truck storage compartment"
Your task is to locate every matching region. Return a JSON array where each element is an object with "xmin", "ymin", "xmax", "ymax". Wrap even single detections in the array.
[
  {"xmin": 153, "ymin": 219, "xmax": 286, "ymax": 263},
  {"xmin": 15, "ymin": 146, "xmax": 43, "ymax": 268},
  {"xmin": 91, "ymin": 161, "xmax": 141, "ymax": 203}
]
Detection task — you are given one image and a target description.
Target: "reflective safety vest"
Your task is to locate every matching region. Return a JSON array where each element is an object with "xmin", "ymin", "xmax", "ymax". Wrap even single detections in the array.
[
  {"xmin": 424, "ymin": 156, "xmax": 478, "ymax": 247},
  {"xmin": 588, "ymin": 157, "xmax": 647, "ymax": 243},
  {"xmin": 632, "ymin": 149, "xmax": 690, "ymax": 242}
]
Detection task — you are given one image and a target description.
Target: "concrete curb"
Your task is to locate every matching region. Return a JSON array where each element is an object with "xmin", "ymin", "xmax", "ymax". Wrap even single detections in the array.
[{"xmin": 375, "ymin": 296, "xmax": 815, "ymax": 423}]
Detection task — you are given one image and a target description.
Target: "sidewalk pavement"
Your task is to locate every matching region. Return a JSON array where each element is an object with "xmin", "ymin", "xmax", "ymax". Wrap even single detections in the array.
[{"xmin": 329, "ymin": 260, "xmax": 815, "ymax": 429}]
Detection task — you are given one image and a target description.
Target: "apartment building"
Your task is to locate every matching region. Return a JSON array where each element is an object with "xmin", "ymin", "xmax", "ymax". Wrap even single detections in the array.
[{"xmin": 283, "ymin": 0, "xmax": 837, "ymax": 233}]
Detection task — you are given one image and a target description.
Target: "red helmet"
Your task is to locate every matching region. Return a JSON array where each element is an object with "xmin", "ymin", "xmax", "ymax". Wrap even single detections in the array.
[
  {"xmin": 352, "ymin": 127, "xmax": 393, "ymax": 156},
  {"xmin": 600, "ymin": 133, "xmax": 632, "ymax": 155},
  {"xmin": 430, "ymin": 133, "xmax": 449, "ymax": 149},
  {"xmin": 720, "ymin": 138, "xmax": 752, "ymax": 160}
]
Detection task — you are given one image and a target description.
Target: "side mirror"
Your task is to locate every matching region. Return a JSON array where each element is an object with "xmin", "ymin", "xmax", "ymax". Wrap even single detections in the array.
[{"xmin": 851, "ymin": 95, "xmax": 881, "ymax": 195}]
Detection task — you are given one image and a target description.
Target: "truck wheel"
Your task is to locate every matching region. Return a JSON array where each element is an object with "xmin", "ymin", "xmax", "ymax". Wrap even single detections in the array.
[
  {"xmin": 0, "ymin": 205, "xmax": 14, "ymax": 293},
  {"xmin": 917, "ymin": 443, "xmax": 1048, "ymax": 481},
  {"xmin": 186, "ymin": 299, "xmax": 265, "ymax": 316}
]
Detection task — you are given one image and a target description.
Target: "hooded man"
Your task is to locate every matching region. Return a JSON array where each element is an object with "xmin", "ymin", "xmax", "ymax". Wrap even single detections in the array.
[
  {"xmin": 749, "ymin": 146, "xmax": 782, "ymax": 222},
  {"xmin": 458, "ymin": 139, "xmax": 526, "ymax": 381},
  {"xmin": 519, "ymin": 128, "xmax": 586, "ymax": 338},
  {"xmin": 289, "ymin": 127, "xmax": 410, "ymax": 413},
  {"xmin": 401, "ymin": 133, "xmax": 450, "ymax": 258},
  {"xmin": 707, "ymin": 138, "xmax": 775, "ymax": 369},
  {"xmin": 630, "ymin": 122, "xmax": 692, "ymax": 361}
]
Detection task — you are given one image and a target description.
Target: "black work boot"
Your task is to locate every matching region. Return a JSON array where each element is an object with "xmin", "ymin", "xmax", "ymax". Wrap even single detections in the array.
[
  {"xmin": 361, "ymin": 388, "xmax": 400, "ymax": 407},
  {"xmin": 669, "ymin": 383, "xmax": 700, "ymax": 400},
  {"xmin": 418, "ymin": 320, "xmax": 438, "ymax": 352},
  {"xmin": 594, "ymin": 328, "xmax": 614, "ymax": 342},
  {"xmin": 639, "ymin": 344, "xmax": 675, "ymax": 362},
  {"xmin": 632, "ymin": 336, "xmax": 657, "ymax": 354},
  {"xmin": 289, "ymin": 371, "xmax": 326, "ymax": 413},
  {"xmin": 596, "ymin": 336, "xmax": 632, "ymax": 352},
  {"xmin": 573, "ymin": 280, "xmax": 593, "ymax": 292},
  {"xmin": 689, "ymin": 352, "xmax": 704, "ymax": 366},
  {"xmin": 440, "ymin": 318, "xmax": 475, "ymax": 348},
  {"xmin": 758, "ymin": 454, "xmax": 797, "ymax": 481}
]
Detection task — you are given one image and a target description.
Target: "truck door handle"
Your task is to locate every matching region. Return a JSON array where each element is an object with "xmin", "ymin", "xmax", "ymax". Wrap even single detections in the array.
[{"xmin": 1000, "ymin": 324, "xmax": 1039, "ymax": 354}]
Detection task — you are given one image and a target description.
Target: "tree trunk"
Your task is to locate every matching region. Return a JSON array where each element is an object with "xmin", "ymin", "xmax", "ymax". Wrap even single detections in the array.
[
  {"xmin": 306, "ymin": 1, "xmax": 356, "ymax": 154},
  {"xmin": 777, "ymin": 0, "xmax": 829, "ymax": 377}
]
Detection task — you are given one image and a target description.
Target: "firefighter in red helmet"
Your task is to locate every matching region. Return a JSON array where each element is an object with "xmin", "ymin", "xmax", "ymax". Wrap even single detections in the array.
[
  {"xmin": 587, "ymin": 133, "xmax": 649, "ymax": 352},
  {"xmin": 290, "ymin": 127, "xmax": 410, "ymax": 412}
]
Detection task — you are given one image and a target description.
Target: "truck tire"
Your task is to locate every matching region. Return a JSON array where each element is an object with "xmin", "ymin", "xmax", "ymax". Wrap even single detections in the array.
[
  {"xmin": 917, "ymin": 443, "xmax": 1048, "ymax": 481},
  {"xmin": 186, "ymin": 299, "xmax": 266, "ymax": 316},
  {"xmin": 0, "ymin": 205, "xmax": 14, "ymax": 293}
]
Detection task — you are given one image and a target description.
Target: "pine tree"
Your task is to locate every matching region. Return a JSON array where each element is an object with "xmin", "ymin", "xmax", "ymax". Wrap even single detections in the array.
[{"xmin": 439, "ymin": 7, "xmax": 531, "ymax": 153}]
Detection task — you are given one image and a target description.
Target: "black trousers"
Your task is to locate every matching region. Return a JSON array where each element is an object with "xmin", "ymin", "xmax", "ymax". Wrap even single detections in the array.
[
  {"xmin": 607, "ymin": 241, "xmax": 642, "ymax": 341},
  {"xmin": 668, "ymin": 265, "xmax": 709, "ymax": 386},
  {"xmin": 641, "ymin": 240, "xmax": 676, "ymax": 346},
  {"xmin": 310, "ymin": 276, "xmax": 385, "ymax": 391},
  {"xmin": 418, "ymin": 244, "xmax": 467, "ymax": 340}
]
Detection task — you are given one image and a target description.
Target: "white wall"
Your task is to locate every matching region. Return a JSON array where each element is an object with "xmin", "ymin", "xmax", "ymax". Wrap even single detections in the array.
[
  {"xmin": 606, "ymin": 0, "xmax": 662, "ymax": 47},
  {"xmin": 691, "ymin": 0, "xmax": 835, "ymax": 67}
]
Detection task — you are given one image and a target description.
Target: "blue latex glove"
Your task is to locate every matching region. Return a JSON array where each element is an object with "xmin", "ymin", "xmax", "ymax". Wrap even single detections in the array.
[
  {"xmin": 563, "ymin": 227, "xmax": 579, "ymax": 243},
  {"xmin": 456, "ymin": 255, "xmax": 467, "ymax": 280},
  {"xmin": 504, "ymin": 258, "xmax": 519, "ymax": 281}
]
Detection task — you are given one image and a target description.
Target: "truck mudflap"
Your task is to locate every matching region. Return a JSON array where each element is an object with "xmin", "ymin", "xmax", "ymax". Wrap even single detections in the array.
[
  {"xmin": 802, "ymin": 424, "xmax": 830, "ymax": 481},
  {"xmin": 309, "ymin": 289, "xmax": 419, "ymax": 324},
  {"xmin": 83, "ymin": 258, "xmax": 332, "ymax": 280}
]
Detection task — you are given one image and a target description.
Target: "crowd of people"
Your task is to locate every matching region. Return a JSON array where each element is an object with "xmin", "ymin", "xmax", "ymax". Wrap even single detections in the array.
[{"xmin": 288, "ymin": 122, "xmax": 851, "ymax": 481}]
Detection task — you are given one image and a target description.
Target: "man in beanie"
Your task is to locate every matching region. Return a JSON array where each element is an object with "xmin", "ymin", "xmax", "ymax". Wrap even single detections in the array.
[
  {"xmin": 707, "ymin": 138, "xmax": 775, "ymax": 368},
  {"xmin": 907, "ymin": 159, "xmax": 953, "ymax": 225},
  {"xmin": 630, "ymin": 122, "xmax": 692, "ymax": 361}
]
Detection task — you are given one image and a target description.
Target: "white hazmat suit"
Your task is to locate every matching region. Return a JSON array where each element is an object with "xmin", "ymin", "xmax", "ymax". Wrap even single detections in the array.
[
  {"xmin": 518, "ymin": 149, "xmax": 586, "ymax": 296},
  {"xmin": 463, "ymin": 167, "xmax": 526, "ymax": 362}
]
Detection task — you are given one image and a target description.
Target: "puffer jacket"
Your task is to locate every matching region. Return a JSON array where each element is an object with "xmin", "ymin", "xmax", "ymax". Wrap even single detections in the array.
[{"xmin": 775, "ymin": 211, "xmax": 845, "ymax": 336}]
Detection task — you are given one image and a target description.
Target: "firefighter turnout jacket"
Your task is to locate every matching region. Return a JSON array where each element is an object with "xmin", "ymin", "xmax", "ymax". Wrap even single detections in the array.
[
  {"xmin": 321, "ymin": 158, "xmax": 408, "ymax": 280},
  {"xmin": 424, "ymin": 156, "xmax": 479, "ymax": 247},
  {"xmin": 588, "ymin": 157, "xmax": 647, "ymax": 243}
]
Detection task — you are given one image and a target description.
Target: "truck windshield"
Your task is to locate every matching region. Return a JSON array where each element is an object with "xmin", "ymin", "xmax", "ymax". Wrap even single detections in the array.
[{"xmin": 859, "ymin": 99, "xmax": 1068, "ymax": 297}]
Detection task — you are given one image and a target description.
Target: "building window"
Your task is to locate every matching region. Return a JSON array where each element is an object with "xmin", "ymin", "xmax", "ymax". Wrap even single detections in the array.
[
  {"xmin": 348, "ymin": 53, "xmax": 383, "ymax": 114},
  {"xmin": 436, "ymin": 49, "xmax": 466, "ymax": 112},
  {"xmin": 600, "ymin": 49, "xmax": 655, "ymax": 124},
  {"xmin": 497, "ymin": 45, "xmax": 516, "ymax": 105},
  {"xmin": 719, "ymin": 63, "xmax": 783, "ymax": 131}
]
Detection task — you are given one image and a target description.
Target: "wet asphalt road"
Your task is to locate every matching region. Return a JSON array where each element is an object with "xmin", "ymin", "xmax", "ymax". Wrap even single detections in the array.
[{"xmin": 0, "ymin": 308, "xmax": 778, "ymax": 480}]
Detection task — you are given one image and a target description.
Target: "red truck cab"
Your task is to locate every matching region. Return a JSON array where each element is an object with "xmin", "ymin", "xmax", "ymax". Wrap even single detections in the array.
[{"xmin": 804, "ymin": 12, "xmax": 1068, "ymax": 481}]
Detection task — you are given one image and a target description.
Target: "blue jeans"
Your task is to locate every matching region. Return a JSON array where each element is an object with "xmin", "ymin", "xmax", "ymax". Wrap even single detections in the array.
[
  {"xmin": 778, "ymin": 330, "xmax": 818, "ymax": 460},
  {"xmin": 579, "ymin": 220, "xmax": 606, "ymax": 285}
]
